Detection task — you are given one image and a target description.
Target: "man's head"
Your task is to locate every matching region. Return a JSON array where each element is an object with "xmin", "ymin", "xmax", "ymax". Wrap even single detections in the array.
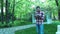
[{"xmin": 36, "ymin": 6, "xmax": 40, "ymax": 12}]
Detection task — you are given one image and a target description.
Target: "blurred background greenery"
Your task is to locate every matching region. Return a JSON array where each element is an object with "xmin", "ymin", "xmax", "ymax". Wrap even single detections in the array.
[
  {"xmin": 0, "ymin": 0, "xmax": 60, "ymax": 28},
  {"xmin": 0, "ymin": 0, "xmax": 60, "ymax": 34}
]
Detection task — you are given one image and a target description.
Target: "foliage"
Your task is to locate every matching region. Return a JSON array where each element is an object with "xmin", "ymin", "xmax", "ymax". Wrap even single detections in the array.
[{"xmin": 0, "ymin": 0, "xmax": 60, "ymax": 27}]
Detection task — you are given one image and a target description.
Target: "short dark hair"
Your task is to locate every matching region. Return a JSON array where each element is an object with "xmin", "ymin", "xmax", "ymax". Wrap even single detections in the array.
[{"xmin": 36, "ymin": 6, "xmax": 40, "ymax": 9}]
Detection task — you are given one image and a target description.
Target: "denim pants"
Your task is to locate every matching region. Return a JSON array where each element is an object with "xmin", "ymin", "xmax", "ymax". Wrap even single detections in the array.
[{"xmin": 36, "ymin": 24, "xmax": 44, "ymax": 34}]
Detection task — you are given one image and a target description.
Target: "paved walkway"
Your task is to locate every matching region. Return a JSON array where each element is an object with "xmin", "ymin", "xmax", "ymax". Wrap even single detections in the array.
[{"xmin": 0, "ymin": 24, "xmax": 36, "ymax": 34}]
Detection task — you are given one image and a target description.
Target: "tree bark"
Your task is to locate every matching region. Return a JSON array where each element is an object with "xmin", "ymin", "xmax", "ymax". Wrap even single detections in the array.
[
  {"xmin": 55, "ymin": 0, "xmax": 60, "ymax": 20},
  {"xmin": 1, "ymin": 0, "xmax": 4, "ymax": 24},
  {"xmin": 12, "ymin": 0, "xmax": 15, "ymax": 23},
  {"xmin": 5, "ymin": 0, "xmax": 9, "ymax": 23}
]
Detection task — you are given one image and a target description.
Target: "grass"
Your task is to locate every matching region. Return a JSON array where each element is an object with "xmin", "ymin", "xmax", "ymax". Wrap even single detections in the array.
[
  {"xmin": 15, "ymin": 27, "xmax": 37, "ymax": 34},
  {"xmin": 52, "ymin": 21, "xmax": 60, "ymax": 25},
  {"xmin": 13, "ymin": 20, "xmax": 32, "ymax": 26},
  {"xmin": 44, "ymin": 24, "xmax": 57, "ymax": 34},
  {"xmin": 15, "ymin": 24, "xmax": 57, "ymax": 34}
]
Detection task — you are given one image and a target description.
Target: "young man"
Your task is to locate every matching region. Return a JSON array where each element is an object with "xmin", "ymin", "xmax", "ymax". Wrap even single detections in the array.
[{"xmin": 35, "ymin": 6, "xmax": 44, "ymax": 34}]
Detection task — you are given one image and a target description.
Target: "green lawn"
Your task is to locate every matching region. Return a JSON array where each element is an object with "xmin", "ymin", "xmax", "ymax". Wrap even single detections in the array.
[{"xmin": 15, "ymin": 24, "xmax": 57, "ymax": 34}]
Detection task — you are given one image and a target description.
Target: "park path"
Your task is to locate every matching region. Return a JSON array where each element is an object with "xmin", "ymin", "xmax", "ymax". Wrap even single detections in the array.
[{"xmin": 0, "ymin": 24, "xmax": 36, "ymax": 34}]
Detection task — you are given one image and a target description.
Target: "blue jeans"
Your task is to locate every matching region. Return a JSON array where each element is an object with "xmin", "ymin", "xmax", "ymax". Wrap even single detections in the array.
[{"xmin": 36, "ymin": 24, "xmax": 44, "ymax": 34}]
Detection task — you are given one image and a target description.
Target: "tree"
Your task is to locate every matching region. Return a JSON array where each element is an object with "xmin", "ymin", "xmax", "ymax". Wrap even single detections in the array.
[
  {"xmin": 1, "ymin": 0, "xmax": 4, "ymax": 23},
  {"xmin": 5, "ymin": 0, "xmax": 10, "ymax": 23},
  {"xmin": 55, "ymin": 0, "xmax": 60, "ymax": 20},
  {"xmin": 12, "ymin": 0, "xmax": 15, "ymax": 23}
]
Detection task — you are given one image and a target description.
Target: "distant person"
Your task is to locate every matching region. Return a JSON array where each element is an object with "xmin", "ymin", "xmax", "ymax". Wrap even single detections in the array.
[{"xmin": 34, "ymin": 6, "xmax": 44, "ymax": 34}]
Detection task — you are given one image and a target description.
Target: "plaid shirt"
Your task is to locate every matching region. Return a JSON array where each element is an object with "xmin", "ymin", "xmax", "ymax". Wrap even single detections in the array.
[{"xmin": 35, "ymin": 11, "xmax": 44, "ymax": 24}]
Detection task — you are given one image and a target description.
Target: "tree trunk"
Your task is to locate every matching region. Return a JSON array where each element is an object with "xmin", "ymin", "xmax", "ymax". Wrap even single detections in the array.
[
  {"xmin": 12, "ymin": 0, "xmax": 15, "ymax": 23},
  {"xmin": 5, "ymin": 0, "xmax": 9, "ymax": 23},
  {"xmin": 1, "ymin": 0, "xmax": 4, "ymax": 24},
  {"xmin": 55, "ymin": 0, "xmax": 60, "ymax": 20}
]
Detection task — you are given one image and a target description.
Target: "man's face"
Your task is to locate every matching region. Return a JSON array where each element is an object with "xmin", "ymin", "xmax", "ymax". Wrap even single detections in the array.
[{"xmin": 36, "ymin": 8, "xmax": 40, "ymax": 11}]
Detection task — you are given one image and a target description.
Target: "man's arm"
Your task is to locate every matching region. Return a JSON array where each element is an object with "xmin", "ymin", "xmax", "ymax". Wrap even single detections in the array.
[
  {"xmin": 41, "ymin": 11, "xmax": 45, "ymax": 20},
  {"xmin": 43, "ymin": 12, "xmax": 45, "ymax": 20}
]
